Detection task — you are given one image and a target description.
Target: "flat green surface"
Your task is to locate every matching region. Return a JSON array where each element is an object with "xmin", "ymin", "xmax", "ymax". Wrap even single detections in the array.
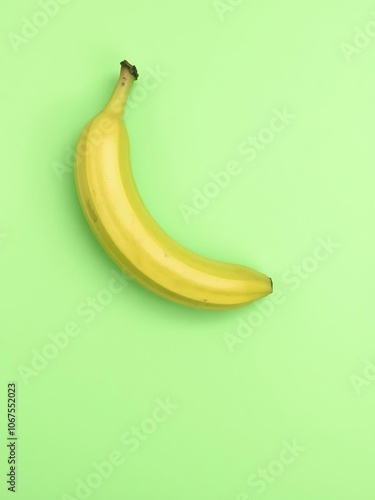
[{"xmin": 1, "ymin": 0, "xmax": 375, "ymax": 499}]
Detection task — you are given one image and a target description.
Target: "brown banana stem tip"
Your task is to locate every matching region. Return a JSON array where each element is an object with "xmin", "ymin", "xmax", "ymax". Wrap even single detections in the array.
[{"xmin": 120, "ymin": 60, "xmax": 139, "ymax": 80}]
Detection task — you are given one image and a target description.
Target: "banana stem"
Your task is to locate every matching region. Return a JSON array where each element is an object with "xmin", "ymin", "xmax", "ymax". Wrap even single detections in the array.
[{"xmin": 104, "ymin": 60, "xmax": 139, "ymax": 115}]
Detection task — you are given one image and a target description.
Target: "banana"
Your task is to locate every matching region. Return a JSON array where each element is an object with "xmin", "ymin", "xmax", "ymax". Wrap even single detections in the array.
[{"xmin": 74, "ymin": 60, "xmax": 272, "ymax": 310}]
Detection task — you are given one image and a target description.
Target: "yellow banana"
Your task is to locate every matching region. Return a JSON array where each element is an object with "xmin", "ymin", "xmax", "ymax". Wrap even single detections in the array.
[{"xmin": 74, "ymin": 60, "xmax": 272, "ymax": 310}]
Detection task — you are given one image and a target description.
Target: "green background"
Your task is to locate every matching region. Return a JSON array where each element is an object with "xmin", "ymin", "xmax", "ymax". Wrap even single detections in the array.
[{"xmin": 1, "ymin": 0, "xmax": 375, "ymax": 498}]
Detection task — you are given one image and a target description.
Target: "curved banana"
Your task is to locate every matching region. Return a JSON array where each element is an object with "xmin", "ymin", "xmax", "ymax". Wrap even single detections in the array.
[{"xmin": 74, "ymin": 60, "xmax": 272, "ymax": 310}]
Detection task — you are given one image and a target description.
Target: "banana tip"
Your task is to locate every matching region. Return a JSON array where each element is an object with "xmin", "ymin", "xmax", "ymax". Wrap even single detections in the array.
[
  {"xmin": 120, "ymin": 59, "xmax": 139, "ymax": 80},
  {"xmin": 269, "ymin": 277, "xmax": 273, "ymax": 292}
]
